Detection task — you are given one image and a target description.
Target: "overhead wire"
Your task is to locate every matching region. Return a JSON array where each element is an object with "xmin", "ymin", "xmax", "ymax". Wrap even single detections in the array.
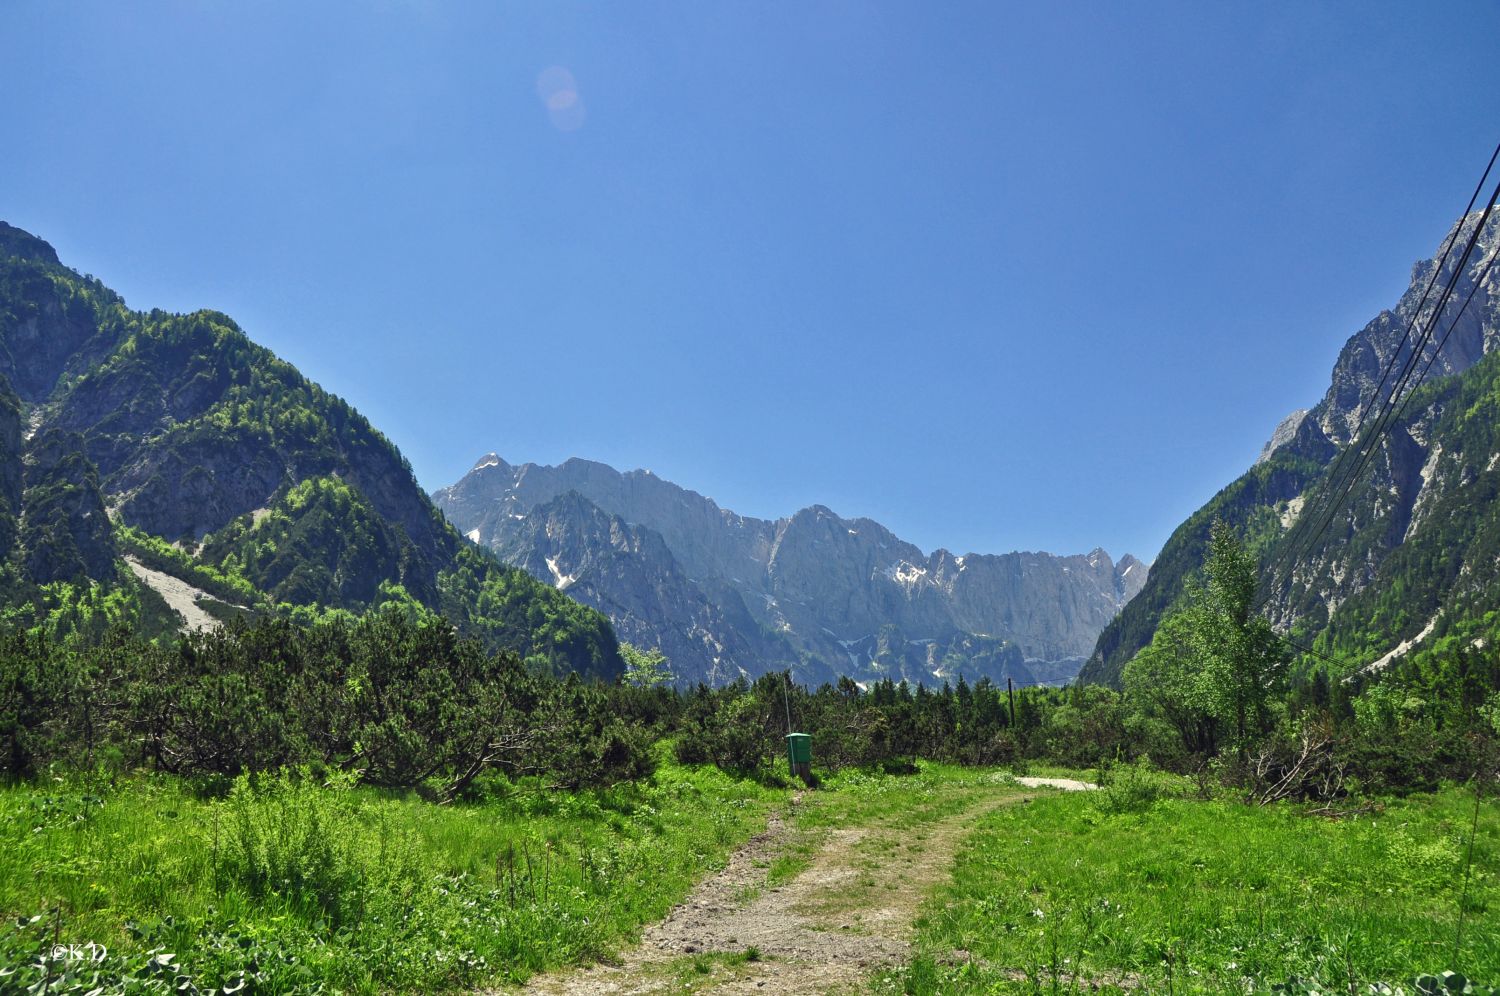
[
  {"xmin": 1260, "ymin": 148, "xmax": 1494, "ymax": 603},
  {"xmin": 1386, "ymin": 241, "xmax": 1500, "ymax": 437},
  {"xmin": 1243, "ymin": 141, "xmax": 1500, "ymax": 676},
  {"xmin": 1256, "ymin": 142, "xmax": 1500, "ymax": 611},
  {"xmin": 1258, "ymin": 145, "xmax": 1500, "ymax": 597},
  {"xmin": 1272, "ymin": 175, "xmax": 1500, "ymax": 600},
  {"xmin": 1278, "ymin": 633, "xmax": 1357, "ymax": 673}
]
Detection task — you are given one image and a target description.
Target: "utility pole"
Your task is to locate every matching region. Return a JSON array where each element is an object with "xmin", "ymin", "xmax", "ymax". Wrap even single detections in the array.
[{"xmin": 783, "ymin": 670, "xmax": 793, "ymax": 734}]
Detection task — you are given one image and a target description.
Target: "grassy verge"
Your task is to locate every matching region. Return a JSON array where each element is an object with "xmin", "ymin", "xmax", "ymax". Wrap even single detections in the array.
[
  {"xmin": 0, "ymin": 758, "xmax": 783, "ymax": 993},
  {"xmin": 801, "ymin": 763, "xmax": 1024, "ymax": 827},
  {"xmin": 764, "ymin": 765, "xmax": 998, "ymax": 879},
  {"xmin": 879, "ymin": 783, "xmax": 1499, "ymax": 993}
]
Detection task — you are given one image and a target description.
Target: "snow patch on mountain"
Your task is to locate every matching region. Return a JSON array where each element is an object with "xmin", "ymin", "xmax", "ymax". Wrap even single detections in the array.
[{"xmin": 544, "ymin": 556, "xmax": 579, "ymax": 590}]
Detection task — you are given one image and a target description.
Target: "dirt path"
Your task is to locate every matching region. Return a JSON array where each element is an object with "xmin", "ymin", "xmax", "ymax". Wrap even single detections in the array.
[
  {"xmin": 1014, "ymin": 776, "xmax": 1097, "ymax": 791},
  {"xmin": 514, "ymin": 787, "xmax": 1030, "ymax": 996}
]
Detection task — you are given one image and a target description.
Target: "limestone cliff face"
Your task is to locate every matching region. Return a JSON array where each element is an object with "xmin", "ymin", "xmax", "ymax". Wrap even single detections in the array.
[
  {"xmin": 1083, "ymin": 208, "xmax": 1500, "ymax": 687},
  {"xmin": 1317, "ymin": 211, "xmax": 1500, "ymax": 446},
  {"xmin": 942, "ymin": 549, "xmax": 1147, "ymax": 663},
  {"xmin": 485, "ymin": 490, "xmax": 781, "ymax": 685},
  {"xmin": 435, "ymin": 456, "xmax": 1144, "ymax": 686},
  {"xmin": 1257, "ymin": 410, "xmax": 1310, "ymax": 465}
]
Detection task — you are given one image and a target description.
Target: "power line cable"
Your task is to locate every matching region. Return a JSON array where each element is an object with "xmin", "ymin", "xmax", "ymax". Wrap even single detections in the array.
[
  {"xmin": 1259, "ymin": 143, "xmax": 1500, "ymax": 597},
  {"xmin": 1272, "ymin": 247, "xmax": 1494, "ymax": 677},
  {"xmin": 1264, "ymin": 210, "xmax": 1499, "ymax": 678},
  {"xmin": 1261, "ymin": 170, "xmax": 1500, "ymax": 617},
  {"xmin": 1390, "ymin": 243, "xmax": 1499, "ymax": 429},
  {"xmin": 1249, "ymin": 144, "xmax": 1500, "ymax": 680},
  {"xmin": 1257, "ymin": 143, "xmax": 1500, "ymax": 609},
  {"xmin": 1278, "ymin": 633, "xmax": 1362, "ymax": 674},
  {"xmin": 1278, "ymin": 180, "xmax": 1499, "ymax": 588}
]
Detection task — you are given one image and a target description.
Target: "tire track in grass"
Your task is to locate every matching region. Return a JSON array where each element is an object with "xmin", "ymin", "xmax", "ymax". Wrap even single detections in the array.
[{"xmin": 509, "ymin": 780, "xmax": 1055, "ymax": 995}]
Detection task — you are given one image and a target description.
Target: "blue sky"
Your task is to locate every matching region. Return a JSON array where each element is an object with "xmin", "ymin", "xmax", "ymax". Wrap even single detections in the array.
[{"xmin": 4, "ymin": 2, "xmax": 1498, "ymax": 561}]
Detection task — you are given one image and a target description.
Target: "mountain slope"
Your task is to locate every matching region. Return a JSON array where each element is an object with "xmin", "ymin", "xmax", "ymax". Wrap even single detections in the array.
[
  {"xmin": 435, "ymin": 455, "xmax": 1145, "ymax": 685},
  {"xmin": 0, "ymin": 221, "xmax": 621, "ymax": 678},
  {"xmin": 1081, "ymin": 209, "xmax": 1500, "ymax": 686},
  {"xmin": 485, "ymin": 489, "xmax": 780, "ymax": 684}
]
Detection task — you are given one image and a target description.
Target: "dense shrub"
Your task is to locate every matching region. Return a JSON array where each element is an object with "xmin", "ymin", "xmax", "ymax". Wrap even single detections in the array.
[
  {"xmin": 221, "ymin": 769, "xmax": 393, "ymax": 927},
  {"xmin": 4, "ymin": 592, "xmax": 1496, "ymax": 796},
  {"xmin": 0, "ymin": 609, "xmax": 653, "ymax": 794}
]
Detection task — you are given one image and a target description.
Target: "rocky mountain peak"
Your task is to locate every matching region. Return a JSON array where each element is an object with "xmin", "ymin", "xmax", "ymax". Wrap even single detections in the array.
[
  {"xmin": 1114, "ymin": 553, "xmax": 1149, "ymax": 601},
  {"xmin": 469, "ymin": 452, "xmax": 508, "ymax": 473},
  {"xmin": 436, "ymin": 453, "xmax": 1146, "ymax": 685},
  {"xmin": 0, "ymin": 222, "xmax": 60, "ymax": 266},
  {"xmin": 1084, "ymin": 207, "xmax": 1500, "ymax": 687},
  {"xmin": 1316, "ymin": 209, "xmax": 1500, "ymax": 444},
  {"xmin": 1257, "ymin": 409, "xmax": 1311, "ymax": 465}
]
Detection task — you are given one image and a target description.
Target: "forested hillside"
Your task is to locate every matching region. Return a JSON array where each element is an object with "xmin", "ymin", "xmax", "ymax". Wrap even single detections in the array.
[
  {"xmin": 1083, "ymin": 208, "xmax": 1500, "ymax": 686},
  {"xmin": 0, "ymin": 221, "xmax": 620, "ymax": 677}
]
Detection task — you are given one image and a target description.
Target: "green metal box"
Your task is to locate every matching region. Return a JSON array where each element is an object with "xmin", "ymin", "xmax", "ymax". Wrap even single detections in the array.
[{"xmin": 786, "ymin": 732, "xmax": 812, "ymax": 765}]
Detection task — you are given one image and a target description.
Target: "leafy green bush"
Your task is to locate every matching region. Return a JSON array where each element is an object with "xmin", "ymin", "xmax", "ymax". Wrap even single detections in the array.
[
  {"xmin": 220, "ymin": 769, "xmax": 409, "ymax": 927},
  {"xmin": 674, "ymin": 684, "xmax": 782, "ymax": 779},
  {"xmin": 1092, "ymin": 756, "xmax": 1179, "ymax": 814}
]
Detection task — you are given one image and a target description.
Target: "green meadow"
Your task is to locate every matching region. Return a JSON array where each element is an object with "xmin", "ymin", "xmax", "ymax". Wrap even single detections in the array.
[
  {"xmin": 0, "ymin": 756, "xmax": 778, "ymax": 994},
  {"xmin": 883, "ymin": 777, "xmax": 1499, "ymax": 994}
]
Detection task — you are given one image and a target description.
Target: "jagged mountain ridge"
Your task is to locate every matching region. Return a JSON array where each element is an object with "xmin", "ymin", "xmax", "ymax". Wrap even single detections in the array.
[
  {"xmin": 0, "ymin": 221, "xmax": 621, "ymax": 678},
  {"xmin": 434, "ymin": 455, "xmax": 1146, "ymax": 686},
  {"xmin": 484, "ymin": 490, "xmax": 769, "ymax": 684},
  {"xmin": 1082, "ymin": 209, "xmax": 1500, "ymax": 686}
]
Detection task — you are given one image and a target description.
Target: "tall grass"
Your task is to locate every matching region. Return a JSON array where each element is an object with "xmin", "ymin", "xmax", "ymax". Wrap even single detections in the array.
[
  {"xmin": 882, "ymin": 786, "xmax": 1499, "ymax": 994},
  {"xmin": 0, "ymin": 760, "xmax": 778, "ymax": 993}
]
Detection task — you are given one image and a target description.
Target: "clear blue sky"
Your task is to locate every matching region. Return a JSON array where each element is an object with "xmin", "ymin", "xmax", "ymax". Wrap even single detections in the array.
[{"xmin": 4, "ymin": 2, "xmax": 1498, "ymax": 561}]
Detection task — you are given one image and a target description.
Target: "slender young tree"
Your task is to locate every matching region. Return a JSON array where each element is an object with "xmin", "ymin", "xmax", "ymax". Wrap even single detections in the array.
[
  {"xmin": 1126, "ymin": 520, "xmax": 1287, "ymax": 757},
  {"xmin": 621, "ymin": 643, "xmax": 673, "ymax": 689},
  {"xmin": 1195, "ymin": 520, "xmax": 1287, "ymax": 749}
]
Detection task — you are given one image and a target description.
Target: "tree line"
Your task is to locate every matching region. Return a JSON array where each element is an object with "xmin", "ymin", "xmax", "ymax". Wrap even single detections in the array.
[{"xmin": 3, "ymin": 523, "xmax": 1496, "ymax": 797}]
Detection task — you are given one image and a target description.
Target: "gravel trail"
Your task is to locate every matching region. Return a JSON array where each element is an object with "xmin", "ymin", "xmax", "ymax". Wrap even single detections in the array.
[
  {"xmin": 1013, "ymin": 776, "xmax": 1098, "ymax": 791},
  {"xmin": 513, "ymin": 787, "xmax": 1033, "ymax": 995}
]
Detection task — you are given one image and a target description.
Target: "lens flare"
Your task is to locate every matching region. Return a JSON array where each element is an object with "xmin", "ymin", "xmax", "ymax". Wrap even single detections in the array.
[{"xmin": 536, "ymin": 65, "xmax": 585, "ymax": 131}]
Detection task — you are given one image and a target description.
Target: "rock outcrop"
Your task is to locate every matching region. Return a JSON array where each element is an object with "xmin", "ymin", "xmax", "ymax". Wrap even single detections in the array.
[
  {"xmin": 1082, "ymin": 208, "xmax": 1500, "ymax": 686},
  {"xmin": 1256, "ymin": 409, "xmax": 1310, "ymax": 465}
]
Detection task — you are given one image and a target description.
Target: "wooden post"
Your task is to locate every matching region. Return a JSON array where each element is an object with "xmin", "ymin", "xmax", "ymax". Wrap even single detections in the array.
[{"xmin": 1007, "ymin": 675, "xmax": 1017, "ymax": 728}]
